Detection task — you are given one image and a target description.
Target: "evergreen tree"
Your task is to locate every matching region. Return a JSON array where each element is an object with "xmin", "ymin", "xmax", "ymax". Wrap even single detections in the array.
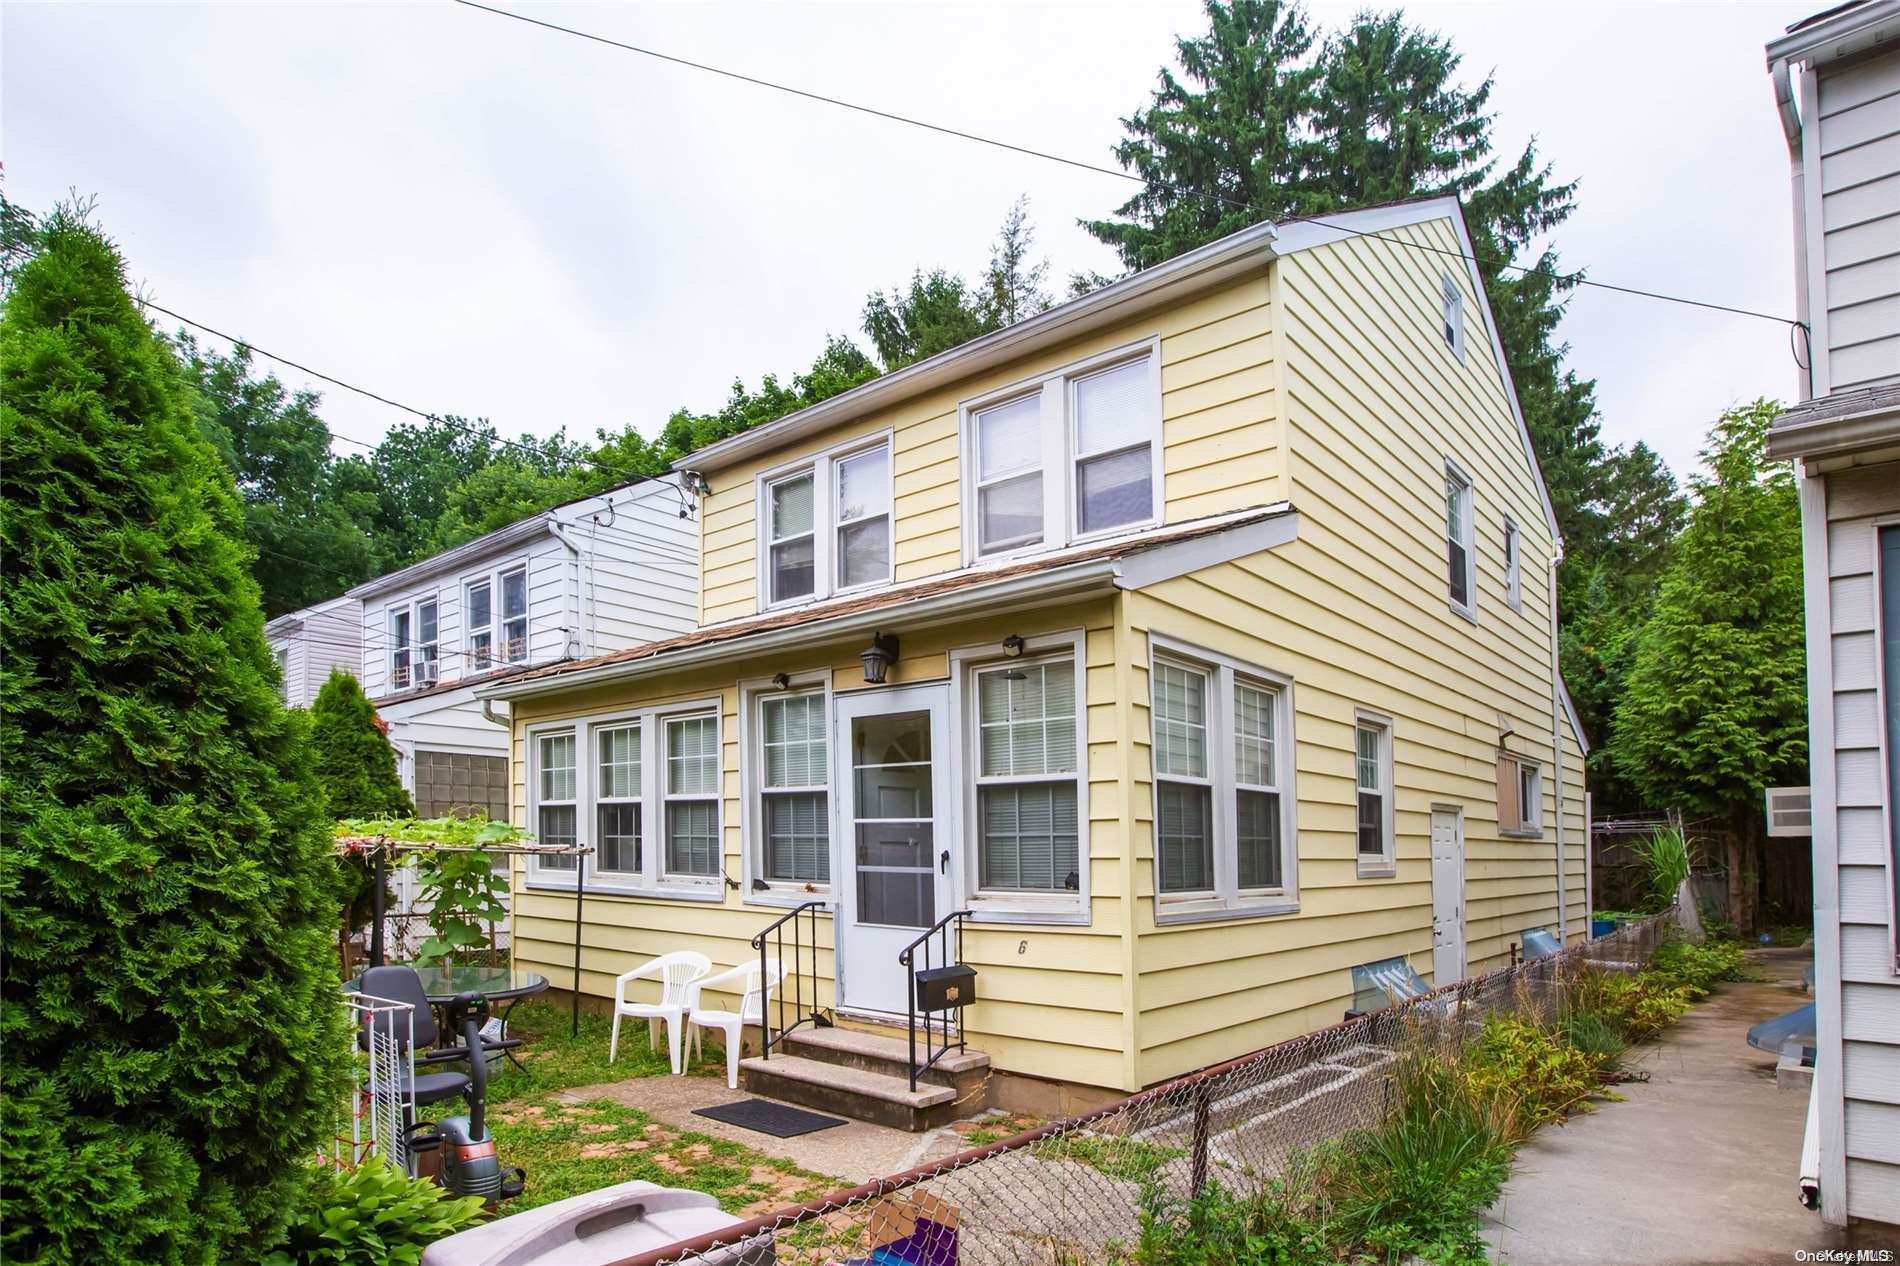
[
  {"xmin": 1612, "ymin": 400, "xmax": 1805, "ymax": 829},
  {"xmin": 308, "ymin": 670, "xmax": 414, "ymax": 819},
  {"xmin": 981, "ymin": 196, "xmax": 1055, "ymax": 326},
  {"xmin": 0, "ymin": 210, "xmax": 349, "ymax": 1263},
  {"xmin": 862, "ymin": 268, "xmax": 995, "ymax": 371}
]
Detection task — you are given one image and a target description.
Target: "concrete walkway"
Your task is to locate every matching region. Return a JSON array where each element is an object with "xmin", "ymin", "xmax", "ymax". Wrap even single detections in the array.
[{"xmin": 1485, "ymin": 948, "xmax": 1895, "ymax": 1265}]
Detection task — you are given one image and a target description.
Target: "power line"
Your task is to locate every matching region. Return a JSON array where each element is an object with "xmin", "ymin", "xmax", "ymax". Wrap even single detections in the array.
[
  {"xmin": 145, "ymin": 299, "xmax": 691, "ymax": 508},
  {"xmin": 451, "ymin": 0, "xmax": 1800, "ymax": 331}
]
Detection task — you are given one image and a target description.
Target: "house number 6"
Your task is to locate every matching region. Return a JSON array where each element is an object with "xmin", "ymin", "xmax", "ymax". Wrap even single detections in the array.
[{"xmin": 1017, "ymin": 940, "xmax": 1028, "ymax": 956}]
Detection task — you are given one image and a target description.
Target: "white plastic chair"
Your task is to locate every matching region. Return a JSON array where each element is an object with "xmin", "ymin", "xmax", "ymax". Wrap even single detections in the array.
[
  {"xmin": 686, "ymin": 959, "xmax": 786, "ymax": 1090},
  {"xmin": 610, "ymin": 951, "xmax": 711, "ymax": 1074}
]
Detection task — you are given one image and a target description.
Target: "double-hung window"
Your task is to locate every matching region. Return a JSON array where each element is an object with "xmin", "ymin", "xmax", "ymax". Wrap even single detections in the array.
[
  {"xmin": 1445, "ymin": 462, "xmax": 1476, "ymax": 619},
  {"xmin": 967, "ymin": 345, "xmax": 1160, "ymax": 559},
  {"xmin": 1149, "ymin": 640, "xmax": 1298, "ymax": 920},
  {"xmin": 758, "ymin": 690, "xmax": 830, "ymax": 885},
  {"xmin": 595, "ymin": 723, "xmax": 641, "ymax": 875},
  {"xmin": 664, "ymin": 714, "xmax": 722, "ymax": 880},
  {"xmin": 388, "ymin": 596, "xmax": 439, "ymax": 689},
  {"xmin": 1355, "ymin": 715, "xmax": 1396, "ymax": 875},
  {"xmin": 1442, "ymin": 275, "xmax": 1465, "ymax": 360},
  {"xmin": 536, "ymin": 731, "xmax": 578, "ymax": 871},
  {"xmin": 499, "ymin": 566, "xmax": 528, "ymax": 663},
  {"xmin": 760, "ymin": 439, "xmax": 893, "ymax": 607},
  {"xmin": 466, "ymin": 578, "xmax": 494, "ymax": 668},
  {"xmin": 465, "ymin": 566, "xmax": 528, "ymax": 669},
  {"xmin": 973, "ymin": 656, "xmax": 1082, "ymax": 897}
]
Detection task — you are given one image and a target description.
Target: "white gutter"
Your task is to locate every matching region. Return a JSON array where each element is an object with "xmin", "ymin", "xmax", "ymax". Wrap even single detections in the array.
[
  {"xmin": 478, "ymin": 558, "xmax": 1126, "ymax": 702},
  {"xmin": 1550, "ymin": 548, "xmax": 1568, "ymax": 944},
  {"xmin": 548, "ymin": 520, "xmax": 591, "ymax": 658},
  {"xmin": 1771, "ymin": 55, "xmax": 1814, "ymax": 402},
  {"xmin": 481, "ymin": 697, "xmax": 510, "ymax": 729}
]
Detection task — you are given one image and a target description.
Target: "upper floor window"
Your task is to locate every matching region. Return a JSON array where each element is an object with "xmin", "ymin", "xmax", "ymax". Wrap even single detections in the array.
[
  {"xmin": 760, "ymin": 439, "xmax": 892, "ymax": 608},
  {"xmin": 1503, "ymin": 517, "xmax": 1522, "ymax": 612},
  {"xmin": 1441, "ymin": 275, "xmax": 1465, "ymax": 360},
  {"xmin": 466, "ymin": 566, "xmax": 529, "ymax": 669},
  {"xmin": 389, "ymin": 595, "xmax": 439, "ymax": 689},
  {"xmin": 273, "ymin": 646, "xmax": 290, "ymax": 701},
  {"xmin": 966, "ymin": 346, "xmax": 1160, "ymax": 560},
  {"xmin": 1149, "ymin": 638, "xmax": 1298, "ymax": 922},
  {"xmin": 1445, "ymin": 462, "xmax": 1475, "ymax": 620}
]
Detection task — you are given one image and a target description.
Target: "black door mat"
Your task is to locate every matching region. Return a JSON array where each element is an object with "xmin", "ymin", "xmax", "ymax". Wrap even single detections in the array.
[{"xmin": 693, "ymin": 1098, "xmax": 847, "ymax": 1138}]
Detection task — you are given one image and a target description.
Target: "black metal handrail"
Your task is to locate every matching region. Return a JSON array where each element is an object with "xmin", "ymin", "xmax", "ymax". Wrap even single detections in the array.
[
  {"xmin": 898, "ymin": 909, "xmax": 973, "ymax": 1091},
  {"xmin": 750, "ymin": 900, "xmax": 831, "ymax": 1060}
]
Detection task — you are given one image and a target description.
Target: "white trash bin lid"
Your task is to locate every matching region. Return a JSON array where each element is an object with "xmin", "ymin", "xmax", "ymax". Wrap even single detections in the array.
[{"xmin": 418, "ymin": 1179, "xmax": 771, "ymax": 1266}]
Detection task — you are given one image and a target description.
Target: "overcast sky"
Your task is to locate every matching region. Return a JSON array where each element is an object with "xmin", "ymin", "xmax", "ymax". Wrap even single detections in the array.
[{"xmin": 6, "ymin": 1, "xmax": 1815, "ymax": 479}]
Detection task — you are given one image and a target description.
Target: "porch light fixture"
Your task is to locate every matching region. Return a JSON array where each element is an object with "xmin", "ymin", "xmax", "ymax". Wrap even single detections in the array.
[
  {"xmin": 860, "ymin": 631, "xmax": 899, "ymax": 685},
  {"xmin": 772, "ymin": 672, "xmax": 792, "ymax": 690},
  {"xmin": 1001, "ymin": 634, "xmax": 1026, "ymax": 658}
]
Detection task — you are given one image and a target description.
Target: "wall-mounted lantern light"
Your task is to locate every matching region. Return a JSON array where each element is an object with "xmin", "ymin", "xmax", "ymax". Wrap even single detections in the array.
[
  {"xmin": 1001, "ymin": 634, "xmax": 1026, "ymax": 658},
  {"xmin": 772, "ymin": 672, "xmax": 792, "ymax": 691},
  {"xmin": 860, "ymin": 631, "xmax": 899, "ymax": 685}
]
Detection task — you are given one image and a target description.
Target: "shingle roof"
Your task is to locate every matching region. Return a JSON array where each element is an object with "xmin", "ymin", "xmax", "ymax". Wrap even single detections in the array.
[
  {"xmin": 1773, "ymin": 382, "xmax": 1900, "ymax": 430},
  {"xmin": 500, "ymin": 505, "xmax": 1294, "ymax": 691}
]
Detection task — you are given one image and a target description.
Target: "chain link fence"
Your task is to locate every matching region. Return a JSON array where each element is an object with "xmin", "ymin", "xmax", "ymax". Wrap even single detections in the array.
[{"xmin": 623, "ymin": 915, "xmax": 1672, "ymax": 1266}]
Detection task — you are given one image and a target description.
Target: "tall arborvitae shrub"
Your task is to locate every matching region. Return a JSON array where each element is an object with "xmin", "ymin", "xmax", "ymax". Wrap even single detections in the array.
[
  {"xmin": 0, "ymin": 212, "xmax": 350, "ymax": 1264},
  {"xmin": 309, "ymin": 669, "xmax": 414, "ymax": 819}
]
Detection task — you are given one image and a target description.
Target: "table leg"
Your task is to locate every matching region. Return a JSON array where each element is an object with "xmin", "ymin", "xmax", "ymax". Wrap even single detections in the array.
[{"xmin": 497, "ymin": 996, "xmax": 530, "ymax": 1074}]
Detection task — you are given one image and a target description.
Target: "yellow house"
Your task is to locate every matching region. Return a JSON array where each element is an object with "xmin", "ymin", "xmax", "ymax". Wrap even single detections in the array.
[{"xmin": 477, "ymin": 195, "xmax": 1589, "ymax": 1124}]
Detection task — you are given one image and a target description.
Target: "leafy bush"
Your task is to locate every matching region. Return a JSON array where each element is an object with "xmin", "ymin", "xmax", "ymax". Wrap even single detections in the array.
[
  {"xmin": 1572, "ymin": 970, "xmax": 1694, "ymax": 1042},
  {"xmin": 1, "ymin": 210, "xmax": 349, "ymax": 1263},
  {"xmin": 1646, "ymin": 940, "xmax": 1746, "ymax": 999},
  {"xmin": 263, "ymin": 1163, "xmax": 486, "ymax": 1266},
  {"xmin": 1467, "ymin": 1014, "xmax": 1607, "ymax": 1127}
]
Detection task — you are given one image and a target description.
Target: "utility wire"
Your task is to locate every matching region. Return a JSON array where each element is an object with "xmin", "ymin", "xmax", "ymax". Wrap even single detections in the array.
[
  {"xmin": 144, "ymin": 299, "xmax": 692, "ymax": 509},
  {"xmin": 451, "ymin": 0, "xmax": 1800, "ymax": 331}
]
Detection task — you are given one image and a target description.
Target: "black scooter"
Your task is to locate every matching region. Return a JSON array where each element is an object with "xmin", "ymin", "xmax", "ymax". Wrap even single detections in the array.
[{"xmin": 409, "ymin": 991, "xmax": 526, "ymax": 1205}]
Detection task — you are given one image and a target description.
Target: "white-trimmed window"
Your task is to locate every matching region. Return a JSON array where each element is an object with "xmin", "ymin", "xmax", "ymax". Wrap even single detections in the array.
[
  {"xmin": 1149, "ymin": 640, "xmax": 1298, "ymax": 920},
  {"xmin": 966, "ymin": 344, "xmax": 1160, "ymax": 559},
  {"xmin": 535, "ymin": 731, "xmax": 578, "ymax": 871},
  {"xmin": 758, "ymin": 689, "xmax": 830, "ymax": 885},
  {"xmin": 1355, "ymin": 715, "xmax": 1395, "ymax": 874},
  {"xmin": 759, "ymin": 438, "xmax": 893, "ymax": 607},
  {"xmin": 499, "ymin": 566, "xmax": 529, "ymax": 663},
  {"xmin": 466, "ymin": 578, "xmax": 494, "ymax": 668},
  {"xmin": 595, "ymin": 722, "xmax": 642, "ymax": 875},
  {"xmin": 1503, "ymin": 518, "xmax": 1522, "ymax": 612},
  {"xmin": 1498, "ymin": 752, "xmax": 1543, "ymax": 837},
  {"xmin": 1442, "ymin": 275, "xmax": 1465, "ymax": 360},
  {"xmin": 273, "ymin": 646, "xmax": 290, "ymax": 701},
  {"xmin": 664, "ymin": 713, "xmax": 722, "ymax": 879},
  {"xmin": 974, "ymin": 656, "xmax": 1081, "ymax": 895},
  {"xmin": 1445, "ymin": 463, "xmax": 1475, "ymax": 619},
  {"xmin": 388, "ymin": 595, "xmax": 439, "ymax": 689}
]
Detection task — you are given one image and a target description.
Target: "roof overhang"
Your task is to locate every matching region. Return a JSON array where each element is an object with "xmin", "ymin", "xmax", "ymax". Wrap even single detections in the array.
[
  {"xmin": 1767, "ymin": 0, "xmax": 1900, "ymax": 68},
  {"xmin": 673, "ymin": 222, "xmax": 1280, "ymax": 476},
  {"xmin": 1767, "ymin": 389, "xmax": 1900, "ymax": 463},
  {"xmin": 479, "ymin": 507, "xmax": 1299, "ymax": 702},
  {"xmin": 347, "ymin": 515, "xmax": 554, "ymax": 601}
]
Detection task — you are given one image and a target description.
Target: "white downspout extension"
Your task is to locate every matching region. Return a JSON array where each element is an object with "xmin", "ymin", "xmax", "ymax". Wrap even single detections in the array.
[
  {"xmin": 1772, "ymin": 57, "xmax": 1813, "ymax": 402},
  {"xmin": 549, "ymin": 521, "xmax": 590, "ymax": 659},
  {"xmin": 1549, "ymin": 548, "xmax": 1568, "ymax": 943}
]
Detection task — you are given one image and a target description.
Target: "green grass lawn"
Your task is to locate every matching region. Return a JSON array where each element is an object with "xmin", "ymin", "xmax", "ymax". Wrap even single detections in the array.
[{"xmin": 457, "ymin": 999, "xmax": 839, "ymax": 1214}]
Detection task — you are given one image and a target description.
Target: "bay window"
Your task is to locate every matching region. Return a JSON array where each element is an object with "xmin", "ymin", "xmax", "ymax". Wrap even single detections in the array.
[
  {"xmin": 965, "ymin": 344, "xmax": 1161, "ymax": 560},
  {"xmin": 759, "ymin": 437, "xmax": 893, "ymax": 607},
  {"xmin": 1149, "ymin": 639, "xmax": 1298, "ymax": 920}
]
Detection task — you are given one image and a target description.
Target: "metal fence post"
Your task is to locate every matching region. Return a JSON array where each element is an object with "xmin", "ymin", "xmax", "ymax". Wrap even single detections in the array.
[{"xmin": 1189, "ymin": 1079, "xmax": 1212, "ymax": 1198}]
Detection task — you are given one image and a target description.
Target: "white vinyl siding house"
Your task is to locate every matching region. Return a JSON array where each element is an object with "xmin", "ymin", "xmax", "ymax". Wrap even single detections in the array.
[
  {"xmin": 265, "ymin": 594, "xmax": 364, "ymax": 708},
  {"xmin": 1767, "ymin": 0, "xmax": 1900, "ymax": 1230}
]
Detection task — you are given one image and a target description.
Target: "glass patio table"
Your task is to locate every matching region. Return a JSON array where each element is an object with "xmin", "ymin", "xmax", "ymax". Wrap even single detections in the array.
[{"xmin": 348, "ymin": 966, "xmax": 548, "ymax": 1070}]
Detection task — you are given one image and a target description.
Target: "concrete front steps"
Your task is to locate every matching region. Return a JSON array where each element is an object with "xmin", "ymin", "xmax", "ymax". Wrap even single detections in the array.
[{"xmin": 739, "ymin": 1024, "xmax": 991, "ymax": 1132}]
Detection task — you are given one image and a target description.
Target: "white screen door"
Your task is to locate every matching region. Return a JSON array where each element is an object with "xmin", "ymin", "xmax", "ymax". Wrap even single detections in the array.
[
  {"xmin": 1431, "ymin": 806, "xmax": 1466, "ymax": 984},
  {"xmin": 835, "ymin": 684, "xmax": 954, "ymax": 1015}
]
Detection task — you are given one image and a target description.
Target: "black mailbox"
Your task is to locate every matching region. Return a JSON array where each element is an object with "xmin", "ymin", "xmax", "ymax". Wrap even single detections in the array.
[{"xmin": 914, "ymin": 963, "xmax": 977, "ymax": 1012}]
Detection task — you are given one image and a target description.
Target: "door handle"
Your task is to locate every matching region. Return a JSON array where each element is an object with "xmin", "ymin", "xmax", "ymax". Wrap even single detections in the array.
[{"xmin": 940, "ymin": 849, "xmax": 950, "ymax": 875}]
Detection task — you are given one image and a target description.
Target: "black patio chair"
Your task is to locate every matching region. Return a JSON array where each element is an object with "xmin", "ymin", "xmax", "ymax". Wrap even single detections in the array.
[{"xmin": 356, "ymin": 965, "xmax": 473, "ymax": 1111}]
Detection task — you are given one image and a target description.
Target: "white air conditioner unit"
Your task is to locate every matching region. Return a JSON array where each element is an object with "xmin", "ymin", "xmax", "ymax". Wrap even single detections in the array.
[
  {"xmin": 1765, "ymin": 786, "xmax": 1812, "ymax": 838},
  {"xmin": 416, "ymin": 660, "xmax": 440, "ymax": 686}
]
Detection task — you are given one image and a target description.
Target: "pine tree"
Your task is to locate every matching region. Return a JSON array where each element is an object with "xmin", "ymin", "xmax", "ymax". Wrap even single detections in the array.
[
  {"xmin": 309, "ymin": 670, "xmax": 414, "ymax": 819},
  {"xmin": 1612, "ymin": 400, "xmax": 1806, "ymax": 835},
  {"xmin": 0, "ymin": 210, "xmax": 350, "ymax": 1264}
]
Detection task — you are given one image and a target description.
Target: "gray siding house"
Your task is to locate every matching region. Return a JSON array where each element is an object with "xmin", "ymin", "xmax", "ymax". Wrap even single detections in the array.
[
  {"xmin": 347, "ymin": 476, "xmax": 700, "ymax": 816},
  {"xmin": 266, "ymin": 594, "xmax": 364, "ymax": 708},
  {"xmin": 1766, "ymin": 0, "xmax": 1900, "ymax": 1230}
]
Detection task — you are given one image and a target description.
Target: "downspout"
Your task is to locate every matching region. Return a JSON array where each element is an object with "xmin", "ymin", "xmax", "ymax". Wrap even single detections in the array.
[
  {"xmin": 548, "ymin": 521, "xmax": 589, "ymax": 659},
  {"xmin": 1549, "ymin": 547, "xmax": 1568, "ymax": 943},
  {"xmin": 1771, "ymin": 56, "xmax": 1814, "ymax": 402}
]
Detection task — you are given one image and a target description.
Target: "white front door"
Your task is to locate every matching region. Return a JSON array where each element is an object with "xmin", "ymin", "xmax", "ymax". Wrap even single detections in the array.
[
  {"xmin": 834, "ymin": 684, "xmax": 954, "ymax": 1016},
  {"xmin": 1431, "ymin": 807, "xmax": 1466, "ymax": 984}
]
